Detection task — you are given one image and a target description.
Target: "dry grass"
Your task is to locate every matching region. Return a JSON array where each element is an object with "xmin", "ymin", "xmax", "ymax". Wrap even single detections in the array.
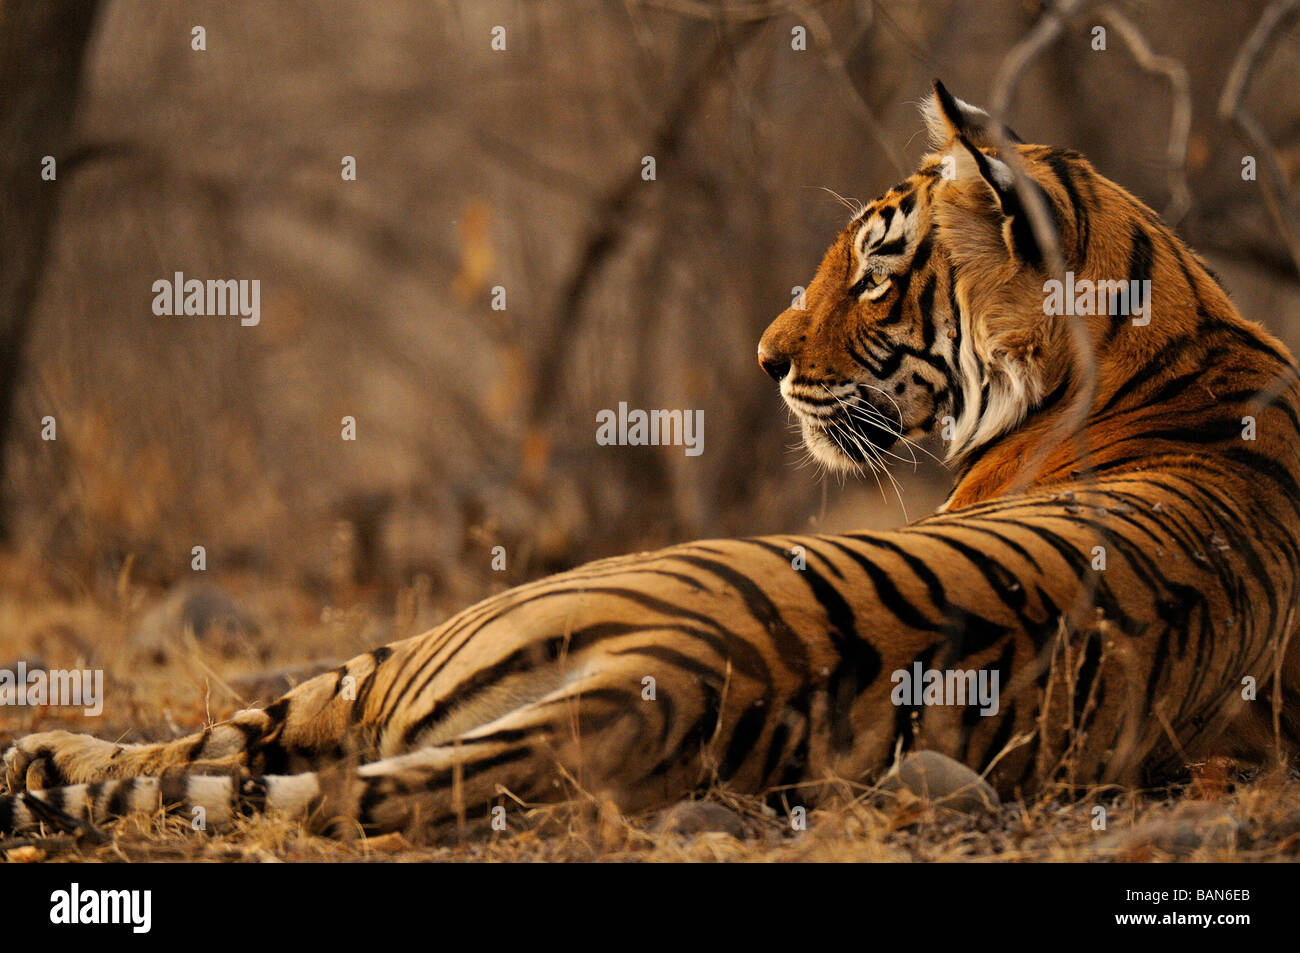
[{"xmin": 2, "ymin": 554, "xmax": 1298, "ymax": 864}]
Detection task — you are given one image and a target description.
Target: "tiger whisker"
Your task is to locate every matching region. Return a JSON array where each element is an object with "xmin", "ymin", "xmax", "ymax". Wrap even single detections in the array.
[{"xmin": 821, "ymin": 384, "xmax": 922, "ymax": 474}]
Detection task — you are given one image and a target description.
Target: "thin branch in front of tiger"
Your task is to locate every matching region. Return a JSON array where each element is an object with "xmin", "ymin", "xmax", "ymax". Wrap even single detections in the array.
[
  {"xmin": 1272, "ymin": 604, "xmax": 1297, "ymax": 769},
  {"xmin": 695, "ymin": 656, "xmax": 734, "ymax": 789},
  {"xmin": 987, "ymin": 0, "xmax": 1101, "ymax": 504},
  {"xmin": 1058, "ymin": 622, "xmax": 1112, "ymax": 788},
  {"xmin": 1152, "ymin": 703, "xmax": 1192, "ymax": 770},
  {"xmin": 977, "ymin": 729, "xmax": 1036, "ymax": 784},
  {"xmin": 1033, "ymin": 617, "xmax": 1074, "ymax": 788}
]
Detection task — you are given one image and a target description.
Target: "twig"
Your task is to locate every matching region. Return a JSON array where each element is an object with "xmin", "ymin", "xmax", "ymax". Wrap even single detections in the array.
[
  {"xmin": 1099, "ymin": 5, "xmax": 1192, "ymax": 223},
  {"xmin": 642, "ymin": 0, "xmax": 904, "ymax": 175},
  {"xmin": 1218, "ymin": 0, "xmax": 1300, "ymax": 279},
  {"xmin": 0, "ymin": 833, "xmax": 77, "ymax": 854},
  {"xmin": 640, "ymin": 0, "xmax": 810, "ymax": 23},
  {"xmin": 474, "ymin": 129, "xmax": 597, "ymax": 201},
  {"xmin": 983, "ymin": 2, "xmax": 1120, "ymax": 684},
  {"xmin": 786, "ymin": 0, "xmax": 905, "ymax": 177},
  {"xmin": 527, "ymin": 23, "xmax": 760, "ymax": 428},
  {"xmin": 1272, "ymin": 605, "xmax": 1297, "ymax": 768}
]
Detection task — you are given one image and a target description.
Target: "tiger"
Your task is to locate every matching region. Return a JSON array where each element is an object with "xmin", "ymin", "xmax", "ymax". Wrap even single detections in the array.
[{"xmin": 4, "ymin": 80, "xmax": 1300, "ymax": 841}]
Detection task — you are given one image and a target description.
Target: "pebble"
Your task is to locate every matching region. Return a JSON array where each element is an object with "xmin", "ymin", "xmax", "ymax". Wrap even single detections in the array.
[
  {"xmin": 879, "ymin": 751, "xmax": 1001, "ymax": 814},
  {"xmin": 650, "ymin": 801, "xmax": 747, "ymax": 838}
]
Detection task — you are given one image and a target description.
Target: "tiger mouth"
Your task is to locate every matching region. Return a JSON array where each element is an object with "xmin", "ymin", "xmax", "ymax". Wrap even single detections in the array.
[
  {"xmin": 826, "ymin": 412, "xmax": 902, "ymax": 456},
  {"xmin": 779, "ymin": 378, "xmax": 908, "ymax": 469},
  {"xmin": 790, "ymin": 395, "xmax": 903, "ymax": 466},
  {"xmin": 805, "ymin": 412, "xmax": 901, "ymax": 461}
]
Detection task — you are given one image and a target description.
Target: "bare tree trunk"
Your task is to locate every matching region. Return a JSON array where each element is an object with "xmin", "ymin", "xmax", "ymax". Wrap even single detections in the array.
[{"xmin": 0, "ymin": 0, "xmax": 100, "ymax": 540}]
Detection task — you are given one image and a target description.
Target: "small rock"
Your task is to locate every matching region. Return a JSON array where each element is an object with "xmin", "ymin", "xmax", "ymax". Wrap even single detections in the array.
[
  {"xmin": 1099, "ymin": 802, "xmax": 1240, "ymax": 859},
  {"xmin": 227, "ymin": 661, "xmax": 341, "ymax": 702},
  {"xmin": 132, "ymin": 584, "xmax": 262, "ymax": 661},
  {"xmin": 879, "ymin": 751, "xmax": 1000, "ymax": 814},
  {"xmin": 650, "ymin": 801, "xmax": 747, "ymax": 838}
]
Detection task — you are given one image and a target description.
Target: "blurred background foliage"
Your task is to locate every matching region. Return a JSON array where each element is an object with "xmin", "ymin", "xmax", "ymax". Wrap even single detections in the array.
[{"xmin": 3, "ymin": 0, "xmax": 1299, "ymax": 620}]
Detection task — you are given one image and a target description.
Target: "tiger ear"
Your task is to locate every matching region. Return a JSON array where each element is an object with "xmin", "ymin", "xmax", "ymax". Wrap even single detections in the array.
[
  {"xmin": 922, "ymin": 80, "xmax": 1021, "ymax": 149},
  {"xmin": 946, "ymin": 135, "xmax": 1048, "ymax": 268},
  {"xmin": 926, "ymin": 81, "xmax": 1045, "ymax": 266}
]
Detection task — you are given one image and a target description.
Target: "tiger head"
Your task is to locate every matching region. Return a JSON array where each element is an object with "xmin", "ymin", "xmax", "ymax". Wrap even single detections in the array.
[{"xmin": 759, "ymin": 80, "xmax": 1099, "ymax": 476}]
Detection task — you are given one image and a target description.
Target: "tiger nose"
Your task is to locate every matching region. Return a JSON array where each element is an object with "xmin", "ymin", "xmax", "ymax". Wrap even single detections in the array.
[{"xmin": 758, "ymin": 348, "xmax": 791, "ymax": 383}]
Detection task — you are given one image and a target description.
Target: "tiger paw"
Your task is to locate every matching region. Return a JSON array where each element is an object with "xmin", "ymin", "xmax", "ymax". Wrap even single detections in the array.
[{"xmin": 2, "ymin": 730, "xmax": 122, "ymax": 793}]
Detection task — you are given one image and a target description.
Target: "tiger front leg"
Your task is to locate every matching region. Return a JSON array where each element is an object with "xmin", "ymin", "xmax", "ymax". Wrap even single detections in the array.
[
  {"xmin": 2, "ymin": 641, "xmax": 411, "ymax": 795},
  {"xmin": 2, "ymin": 712, "xmax": 271, "ymax": 793}
]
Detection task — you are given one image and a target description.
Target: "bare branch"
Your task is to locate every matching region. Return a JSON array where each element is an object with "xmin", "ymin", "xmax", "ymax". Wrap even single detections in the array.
[
  {"xmin": 639, "ymin": 0, "xmax": 810, "ymax": 24},
  {"xmin": 474, "ymin": 128, "xmax": 595, "ymax": 201},
  {"xmin": 0, "ymin": 0, "xmax": 101, "ymax": 541},
  {"xmin": 640, "ymin": 0, "xmax": 905, "ymax": 175},
  {"xmin": 785, "ymin": 0, "xmax": 905, "ymax": 177},
  {"xmin": 1099, "ymin": 5, "xmax": 1192, "ymax": 224},
  {"xmin": 528, "ymin": 23, "xmax": 762, "ymax": 430},
  {"xmin": 1218, "ymin": 0, "xmax": 1300, "ymax": 279}
]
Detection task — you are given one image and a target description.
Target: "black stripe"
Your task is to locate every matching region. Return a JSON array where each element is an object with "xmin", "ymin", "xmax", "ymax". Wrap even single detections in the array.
[
  {"xmin": 106, "ymin": 781, "xmax": 133, "ymax": 817},
  {"xmin": 974, "ymin": 641, "xmax": 1019, "ymax": 771},
  {"xmin": 917, "ymin": 274, "xmax": 938, "ymax": 347},
  {"xmin": 1093, "ymin": 337, "xmax": 1196, "ymax": 417},
  {"xmin": 669, "ymin": 552, "xmax": 810, "ymax": 677},
  {"xmin": 1044, "ymin": 150, "xmax": 1089, "ymax": 266},
  {"xmin": 44, "ymin": 785, "xmax": 66, "ymax": 815},
  {"xmin": 746, "ymin": 539, "xmax": 881, "ymax": 752},
  {"xmin": 911, "ymin": 233, "xmax": 934, "ymax": 273},
  {"xmin": 760, "ymin": 717, "xmax": 794, "ymax": 786},
  {"xmin": 823, "ymin": 537, "xmax": 938, "ymax": 630},
  {"xmin": 1112, "ymin": 223, "xmax": 1154, "ymax": 335},
  {"xmin": 719, "ymin": 703, "xmax": 769, "ymax": 781},
  {"xmin": 645, "ymin": 679, "xmax": 722, "ymax": 781},
  {"xmin": 159, "ymin": 774, "xmax": 189, "ymax": 811}
]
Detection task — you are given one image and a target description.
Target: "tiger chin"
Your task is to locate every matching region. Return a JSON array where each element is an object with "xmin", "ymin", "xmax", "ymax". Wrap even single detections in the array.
[{"xmin": 4, "ymin": 81, "xmax": 1300, "ymax": 841}]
